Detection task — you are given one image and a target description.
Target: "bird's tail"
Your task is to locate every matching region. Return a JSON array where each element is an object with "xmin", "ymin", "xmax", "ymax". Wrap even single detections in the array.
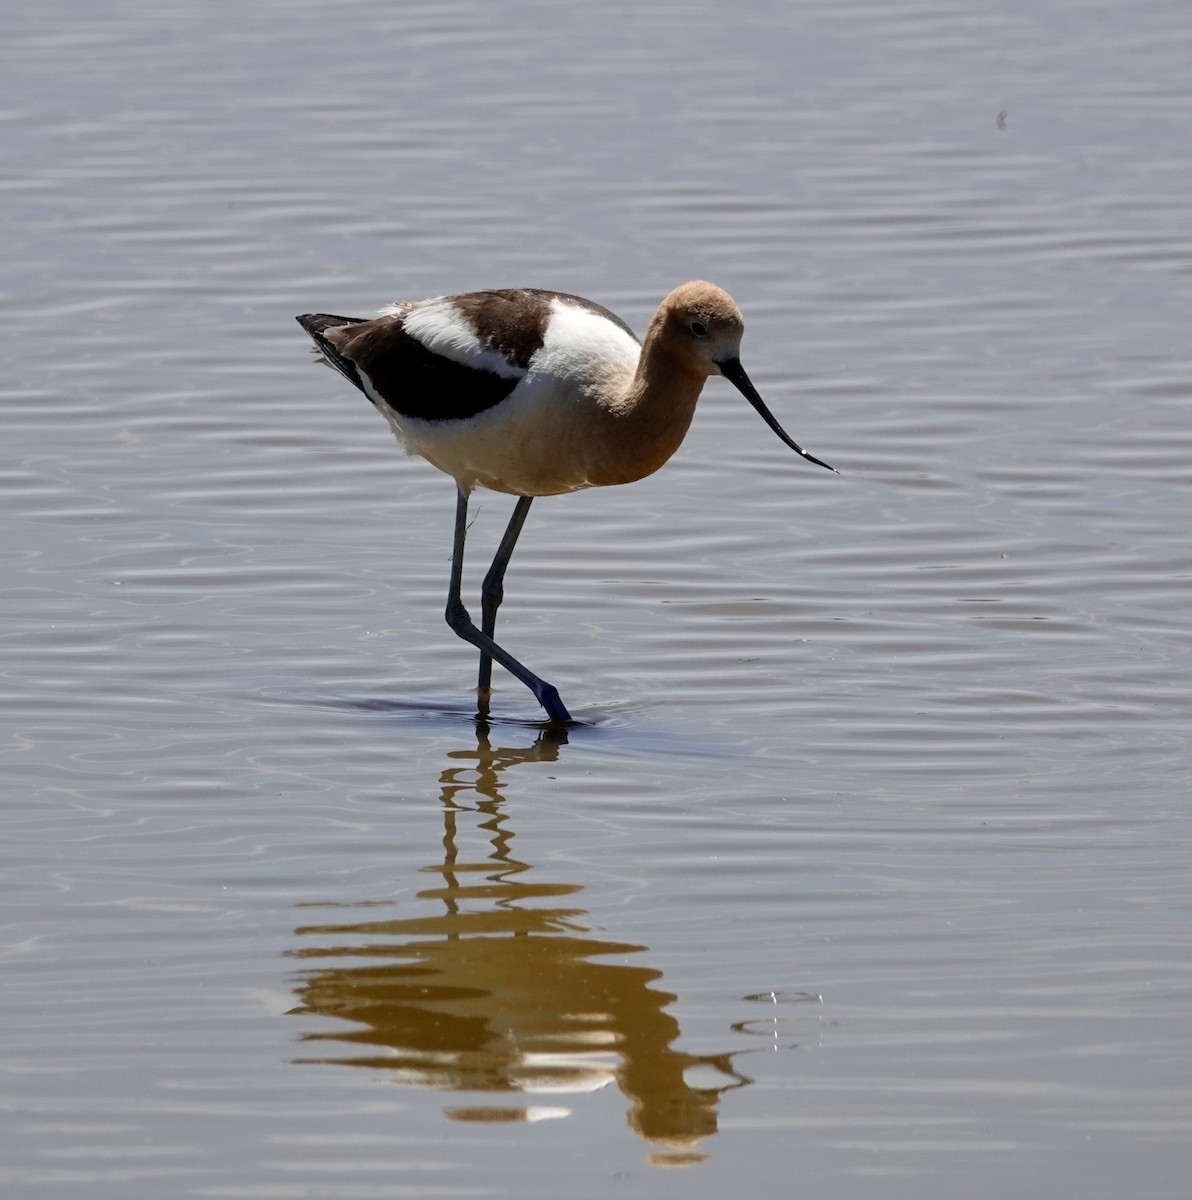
[{"xmin": 296, "ymin": 313, "xmax": 367, "ymax": 393}]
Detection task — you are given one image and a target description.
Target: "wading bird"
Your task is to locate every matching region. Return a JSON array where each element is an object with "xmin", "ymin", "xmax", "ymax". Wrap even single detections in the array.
[{"xmin": 297, "ymin": 281, "xmax": 834, "ymax": 724}]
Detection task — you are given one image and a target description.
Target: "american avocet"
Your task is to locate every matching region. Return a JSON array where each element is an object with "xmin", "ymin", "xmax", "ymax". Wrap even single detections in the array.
[{"xmin": 297, "ymin": 281, "xmax": 835, "ymax": 724}]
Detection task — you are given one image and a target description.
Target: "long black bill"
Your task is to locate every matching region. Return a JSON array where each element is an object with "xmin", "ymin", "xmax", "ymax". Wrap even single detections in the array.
[{"xmin": 717, "ymin": 357, "xmax": 837, "ymax": 473}]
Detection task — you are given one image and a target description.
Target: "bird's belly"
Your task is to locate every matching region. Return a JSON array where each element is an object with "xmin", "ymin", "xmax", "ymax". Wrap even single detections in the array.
[{"xmin": 379, "ymin": 388, "xmax": 602, "ymax": 497}]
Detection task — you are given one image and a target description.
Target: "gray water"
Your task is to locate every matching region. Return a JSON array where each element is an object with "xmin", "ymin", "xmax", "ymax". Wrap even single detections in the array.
[{"xmin": 4, "ymin": 1, "xmax": 1192, "ymax": 1196}]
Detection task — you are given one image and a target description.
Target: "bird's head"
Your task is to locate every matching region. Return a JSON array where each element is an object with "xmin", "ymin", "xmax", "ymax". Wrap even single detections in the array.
[{"xmin": 657, "ymin": 281, "xmax": 836, "ymax": 473}]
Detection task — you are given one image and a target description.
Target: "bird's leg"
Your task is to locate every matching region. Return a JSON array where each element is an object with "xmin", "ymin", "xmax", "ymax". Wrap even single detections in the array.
[
  {"xmin": 477, "ymin": 495, "xmax": 534, "ymax": 704},
  {"xmin": 445, "ymin": 489, "xmax": 572, "ymax": 724}
]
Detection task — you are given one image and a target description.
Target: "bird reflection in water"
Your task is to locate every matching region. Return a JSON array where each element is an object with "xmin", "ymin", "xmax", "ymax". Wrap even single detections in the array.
[{"xmin": 287, "ymin": 722, "xmax": 750, "ymax": 1165}]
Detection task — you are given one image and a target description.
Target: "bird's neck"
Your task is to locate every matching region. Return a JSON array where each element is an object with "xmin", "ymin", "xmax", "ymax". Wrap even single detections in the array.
[{"xmin": 584, "ymin": 339, "xmax": 708, "ymax": 487}]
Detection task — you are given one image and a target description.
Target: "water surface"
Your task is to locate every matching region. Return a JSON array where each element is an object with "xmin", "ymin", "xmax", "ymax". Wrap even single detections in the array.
[{"xmin": 3, "ymin": 1, "xmax": 1192, "ymax": 1196}]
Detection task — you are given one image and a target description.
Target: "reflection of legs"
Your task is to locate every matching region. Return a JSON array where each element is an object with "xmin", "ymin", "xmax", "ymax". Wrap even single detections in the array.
[
  {"xmin": 478, "ymin": 495, "xmax": 533, "ymax": 704},
  {"xmin": 444, "ymin": 488, "xmax": 570, "ymax": 723}
]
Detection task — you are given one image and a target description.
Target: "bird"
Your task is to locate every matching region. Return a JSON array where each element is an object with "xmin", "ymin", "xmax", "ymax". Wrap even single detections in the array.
[{"xmin": 297, "ymin": 281, "xmax": 835, "ymax": 724}]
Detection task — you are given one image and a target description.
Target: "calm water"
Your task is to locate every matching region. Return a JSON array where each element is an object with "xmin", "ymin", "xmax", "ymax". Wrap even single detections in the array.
[{"xmin": 4, "ymin": 1, "xmax": 1192, "ymax": 1195}]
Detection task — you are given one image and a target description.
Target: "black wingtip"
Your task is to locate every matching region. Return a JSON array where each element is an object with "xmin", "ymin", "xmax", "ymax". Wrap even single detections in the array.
[
  {"xmin": 296, "ymin": 312, "xmax": 364, "ymax": 337},
  {"xmin": 296, "ymin": 313, "xmax": 368, "ymax": 393}
]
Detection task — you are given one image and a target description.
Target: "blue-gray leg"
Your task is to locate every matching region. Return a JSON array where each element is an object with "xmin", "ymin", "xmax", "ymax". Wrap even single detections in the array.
[
  {"xmin": 478, "ymin": 495, "xmax": 533, "ymax": 701},
  {"xmin": 445, "ymin": 489, "xmax": 571, "ymax": 724}
]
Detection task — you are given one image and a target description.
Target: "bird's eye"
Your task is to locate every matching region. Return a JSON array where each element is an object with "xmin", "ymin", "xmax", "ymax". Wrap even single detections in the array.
[{"xmin": 689, "ymin": 319, "xmax": 709, "ymax": 338}]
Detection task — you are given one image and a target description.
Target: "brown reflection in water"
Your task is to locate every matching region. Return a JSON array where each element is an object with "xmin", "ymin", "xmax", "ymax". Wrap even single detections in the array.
[{"xmin": 287, "ymin": 724, "xmax": 748, "ymax": 1165}]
